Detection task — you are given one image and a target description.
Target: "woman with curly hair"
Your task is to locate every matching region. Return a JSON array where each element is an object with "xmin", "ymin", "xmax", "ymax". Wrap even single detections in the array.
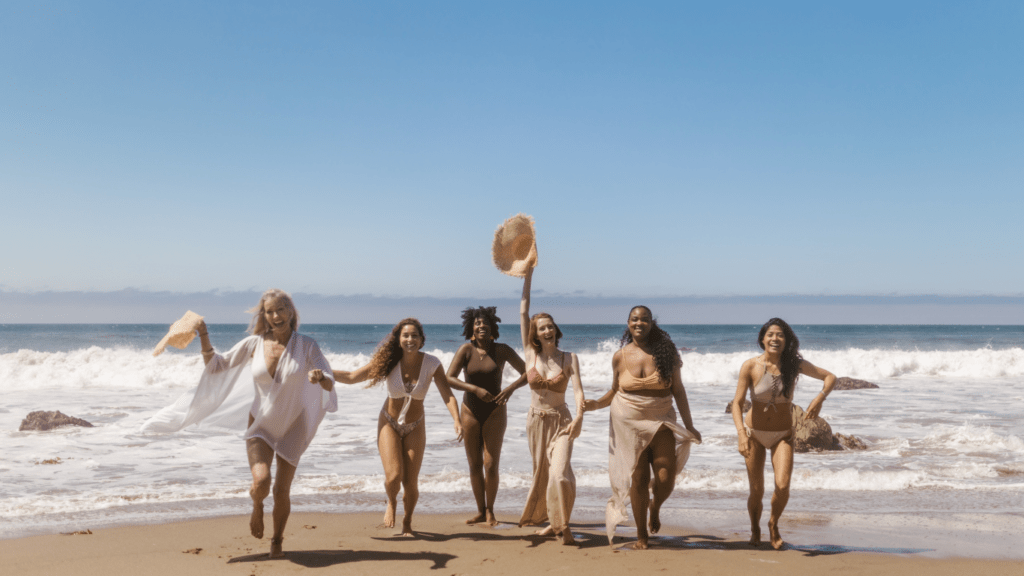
[
  {"xmin": 493, "ymin": 267, "xmax": 586, "ymax": 544},
  {"xmin": 310, "ymin": 318, "xmax": 471, "ymax": 535},
  {"xmin": 447, "ymin": 306, "xmax": 527, "ymax": 525},
  {"xmin": 584, "ymin": 306, "xmax": 701, "ymax": 549},
  {"xmin": 143, "ymin": 289, "xmax": 337, "ymax": 559},
  {"xmin": 730, "ymin": 318, "xmax": 836, "ymax": 550}
]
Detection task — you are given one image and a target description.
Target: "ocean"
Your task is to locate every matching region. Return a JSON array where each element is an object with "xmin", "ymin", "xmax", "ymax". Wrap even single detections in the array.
[{"xmin": 1, "ymin": 324, "xmax": 1022, "ymax": 554}]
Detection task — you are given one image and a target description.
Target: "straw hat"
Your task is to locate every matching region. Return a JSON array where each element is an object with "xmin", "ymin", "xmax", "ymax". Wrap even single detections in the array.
[
  {"xmin": 152, "ymin": 310, "xmax": 205, "ymax": 357},
  {"xmin": 492, "ymin": 213, "xmax": 538, "ymax": 277}
]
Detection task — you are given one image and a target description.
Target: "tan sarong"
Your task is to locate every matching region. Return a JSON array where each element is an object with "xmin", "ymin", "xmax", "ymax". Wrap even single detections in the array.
[
  {"xmin": 519, "ymin": 404, "xmax": 576, "ymax": 532},
  {"xmin": 605, "ymin": 391, "xmax": 698, "ymax": 544}
]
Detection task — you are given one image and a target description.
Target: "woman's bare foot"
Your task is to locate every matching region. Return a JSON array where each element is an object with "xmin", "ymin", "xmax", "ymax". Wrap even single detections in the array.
[
  {"xmin": 383, "ymin": 501, "xmax": 396, "ymax": 528},
  {"xmin": 401, "ymin": 517, "xmax": 414, "ymax": 536},
  {"xmin": 749, "ymin": 526, "xmax": 762, "ymax": 546},
  {"xmin": 269, "ymin": 537, "xmax": 284, "ymax": 559},
  {"xmin": 249, "ymin": 503, "xmax": 264, "ymax": 539},
  {"xmin": 629, "ymin": 537, "xmax": 649, "ymax": 550},
  {"xmin": 560, "ymin": 528, "xmax": 576, "ymax": 545},
  {"xmin": 465, "ymin": 512, "xmax": 487, "ymax": 524},
  {"xmin": 768, "ymin": 519, "xmax": 784, "ymax": 550},
  {"xmin": 485, "ymin": 509, "xmax": 498, "ymax": 526},
  {"xmin": 648, "ymin": 507, "xmax": 661, "ymax": 534},
  {"xmin": 534, "ymin": 526, "xmax": 555, "ymax": 537}
]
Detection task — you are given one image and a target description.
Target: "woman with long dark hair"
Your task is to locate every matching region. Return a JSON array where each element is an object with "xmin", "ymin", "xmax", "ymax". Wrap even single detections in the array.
[
  {"xmin": 447, "ymin": 306, "xmax": 526, "ymax": 525},
  {"xmin": 493, "ymin": 266, "xmax": 586, "ymax": 543},
  {"xmin": 584, "ymin": 306, "xmax": 701, "ymax": 549},
  {"xmin": 730, "ymin": 318, "xmax": 836, "ymax": 549},
  {"xmin": 310, "ymin": 318, "xmax": 470, "ymax": 536}
]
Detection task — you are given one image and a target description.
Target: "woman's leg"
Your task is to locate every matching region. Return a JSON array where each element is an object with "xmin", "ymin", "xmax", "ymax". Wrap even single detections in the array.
[
  {"xmin": 767, "ymin": 438, "xmax": 794, "ymax": 550},
  {"xmin": 246, "ymin": 435, "xmax": 274, "ymax": 540},
  {"xmin": 377, "ymin": 412, "xmax": 405, "ymax": 528},
  {"xmin": 269, "ymin": 454, "xmax": 297, "ymax": 558},
  {"xmin": 460, "ymin": 403, "xmax": 488, "ymax": 524},
  {"xmin": 628, "ymin": 443, "xmax": 653, "ymax": 549},
  {"xmin": 742, "ymin": 437, "xmax": 768, "ymax": 546},
  {"xmin": 399, "ymin": 420, "xmax": 427, "ymax": 535},
  {"xmin": 480, "ymin": 405, "xmax": 507, "ymax": 526},
  {"xmin": 646, "ymin": 426, "xmax": 677, "ymax": 537}
]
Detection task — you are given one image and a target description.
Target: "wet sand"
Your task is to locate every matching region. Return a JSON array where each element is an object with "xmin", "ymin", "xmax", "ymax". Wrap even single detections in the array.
[{"xmin": 1, "ymin": 511, "xmax": 1020, "ymax": 576}]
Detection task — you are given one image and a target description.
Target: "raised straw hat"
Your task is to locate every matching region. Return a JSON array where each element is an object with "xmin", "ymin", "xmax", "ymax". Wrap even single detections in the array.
[
  {"xmin": 492, "ymin": 213, "xmax": 538, "ymax": 277},
  {"xmin": 152, "ymin": 310, "xmax": 205, "ymax": 356}
]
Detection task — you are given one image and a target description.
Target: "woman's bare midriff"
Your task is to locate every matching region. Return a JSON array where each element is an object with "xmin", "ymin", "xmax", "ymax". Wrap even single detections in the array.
[
  {"xmin": 747, "ymin": 400, "xmax": 793, "ymax": 431},
  {"xmin": 382, "ymin": 397, "xmax": 425, "ymax": 421}
]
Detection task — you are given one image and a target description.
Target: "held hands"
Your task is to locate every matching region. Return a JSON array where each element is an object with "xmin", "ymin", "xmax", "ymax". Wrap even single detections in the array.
[
  {"xmin": 308, "ymin": 369, "xmax": 332, "ymax": 391},
  {"xmin": 582, "ymin": 399, "xmax": 600, "ymax": 412}
]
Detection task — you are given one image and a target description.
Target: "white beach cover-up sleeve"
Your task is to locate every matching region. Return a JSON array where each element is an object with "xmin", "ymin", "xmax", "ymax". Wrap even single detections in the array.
[
  {"xmin": 140, "ymin": 334, "xmax": 338, "ymax": 466},
  {"xmin": 141, "ymin": 335, "xmax": 262, "ymax": 434},
  {"xmin": 244, "ymin": 334, "xmax": 337, "ymax": 466}
]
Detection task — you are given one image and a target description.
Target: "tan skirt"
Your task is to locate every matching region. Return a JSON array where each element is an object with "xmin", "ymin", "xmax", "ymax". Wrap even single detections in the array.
[
  {"xmin": 605, "ymin": 391, "xmax": 698, "ymax": 544},
  {"xmin": 518, "ymin": 404, "xmax": 576, "ymax": 532}
]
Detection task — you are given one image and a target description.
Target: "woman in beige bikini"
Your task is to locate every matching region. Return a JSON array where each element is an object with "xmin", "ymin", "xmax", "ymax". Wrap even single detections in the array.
[{"xmin": 730, "ymin": 318, "xmax": 836, "ymax": 550}]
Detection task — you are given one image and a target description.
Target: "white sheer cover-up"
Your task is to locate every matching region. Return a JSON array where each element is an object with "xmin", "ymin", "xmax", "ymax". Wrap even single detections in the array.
[
  {"xmin": 605, "ymin": 391, "xmax": 698, "ymax": 544},
  {"xmin": 141, "ymin": 333, "xmax": 338, "ymax": 466}
]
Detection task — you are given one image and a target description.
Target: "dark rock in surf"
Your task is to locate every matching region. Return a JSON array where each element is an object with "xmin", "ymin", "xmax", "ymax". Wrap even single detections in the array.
[
  {"xmin": 790, "ymin": 405, "xmax": 868, "ymax": 453},
  {"xmin": 19, "ymin": 410, "xmax": 94, "ymax": 431},
  {"xmin": 834, "ymin": 377, "xmax": 880, "ymax": 390},
  {"xmin": 725, "ymin": 399, "xmax": 752, "ymax": 414}
]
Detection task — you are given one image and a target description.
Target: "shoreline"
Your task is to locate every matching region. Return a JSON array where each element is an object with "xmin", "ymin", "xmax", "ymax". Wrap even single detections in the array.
[{"xmin": 1, "ymin": 512, "xmax": 1020, "ymax": 576}]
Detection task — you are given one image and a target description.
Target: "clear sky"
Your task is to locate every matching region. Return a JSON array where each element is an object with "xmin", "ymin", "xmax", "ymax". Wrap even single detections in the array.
[{"xmin": 3, "ymin": 1, "xmax": 1022, "ymax": 310}]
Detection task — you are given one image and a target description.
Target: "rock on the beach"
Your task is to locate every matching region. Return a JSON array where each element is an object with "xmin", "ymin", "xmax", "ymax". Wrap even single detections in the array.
[
  {"xmin": 724, "ymin": 399, "xmax": 752, "ymax": 414},
  {"xmin": 791, "ymin": 405, "xmax": 837, "ymax": 452},
  {"xmin": 19, "ymin": 411, "xmax": 94, "ymax": 431},
  {"xmin": 834, "ymin": 377, "xmax": 880, "ymax": 390},
  {"xmin": 790, "ymin": 405, "xmax": 868, "ymax": 453}
]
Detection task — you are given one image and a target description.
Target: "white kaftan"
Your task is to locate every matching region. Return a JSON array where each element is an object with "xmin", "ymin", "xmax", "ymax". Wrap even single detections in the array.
[{"xmin": 141, "ymin": 333, "xmax": 338, "ymax": 466}]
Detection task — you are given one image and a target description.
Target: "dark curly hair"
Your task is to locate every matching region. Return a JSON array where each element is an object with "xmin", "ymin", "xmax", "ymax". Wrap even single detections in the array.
[
  {"xmin": 619, "ymin": 305, "xmax": 680, "ymax": 384},
  {"xmin": 460, "ymin": 306, "xmax": 501, "ymax": 341},
  {"xmin": 757, "ymin": 317, "xmax": 802, "ymax": 398},
  {"xmin": 367, "ymin": 318, "xmax": 425, "ymax": 385}
]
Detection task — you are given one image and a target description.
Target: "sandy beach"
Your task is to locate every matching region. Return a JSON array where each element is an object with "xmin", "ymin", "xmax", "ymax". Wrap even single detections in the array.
[{"xmin": 1, "ymin": 512, "xmax": 1020, "ymax": 576}]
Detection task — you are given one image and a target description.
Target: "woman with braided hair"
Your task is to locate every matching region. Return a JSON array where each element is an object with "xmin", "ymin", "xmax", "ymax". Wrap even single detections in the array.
[
  {"xmin": 730, "ymin": 318, "xmax": 836, "ymax": 550},
  {"xmin": 584, "ymin": 306, "xmax": 701, "ymax": 549}
]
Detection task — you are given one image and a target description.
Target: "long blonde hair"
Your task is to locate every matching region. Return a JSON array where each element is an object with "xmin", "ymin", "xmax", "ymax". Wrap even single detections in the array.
[{"xmin": 247, "ymin": 289, "xmax": 300, "ymax": 335}]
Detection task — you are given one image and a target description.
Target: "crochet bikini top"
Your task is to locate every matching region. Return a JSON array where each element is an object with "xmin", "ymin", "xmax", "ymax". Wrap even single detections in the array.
[{"xmin": 527, "ymin": 351, "xmax": 569, "ymax": 393}]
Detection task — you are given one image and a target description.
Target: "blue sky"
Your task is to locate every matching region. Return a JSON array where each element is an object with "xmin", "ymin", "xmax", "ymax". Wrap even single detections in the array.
[{"xmin": 3, "ymin": 2, "xmax": 1022, "ymax": 314}]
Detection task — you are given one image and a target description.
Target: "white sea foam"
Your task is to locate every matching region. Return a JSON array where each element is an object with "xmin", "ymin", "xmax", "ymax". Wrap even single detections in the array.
[{"xmin": 5, "ymin": 345, "xmax": 1024, "ymax": 392}]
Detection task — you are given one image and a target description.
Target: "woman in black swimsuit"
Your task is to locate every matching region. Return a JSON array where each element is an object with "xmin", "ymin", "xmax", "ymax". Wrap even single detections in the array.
[{"xmin": 447, "ymin": 306, "xmax": 526, "ymax": 525}]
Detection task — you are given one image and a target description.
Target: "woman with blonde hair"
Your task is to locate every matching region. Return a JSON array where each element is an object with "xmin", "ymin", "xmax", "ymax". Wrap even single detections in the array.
[
  {"xmin": 494, "ymin": 266, "xmax": 585, "ymax": 544},
  {"xmin": 310, "ymin": 318, "xmax": 474, "ymax": 535},
  {"xmin": 143, "ymin": 289, "xmax": 337, "ymax": 559}
]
